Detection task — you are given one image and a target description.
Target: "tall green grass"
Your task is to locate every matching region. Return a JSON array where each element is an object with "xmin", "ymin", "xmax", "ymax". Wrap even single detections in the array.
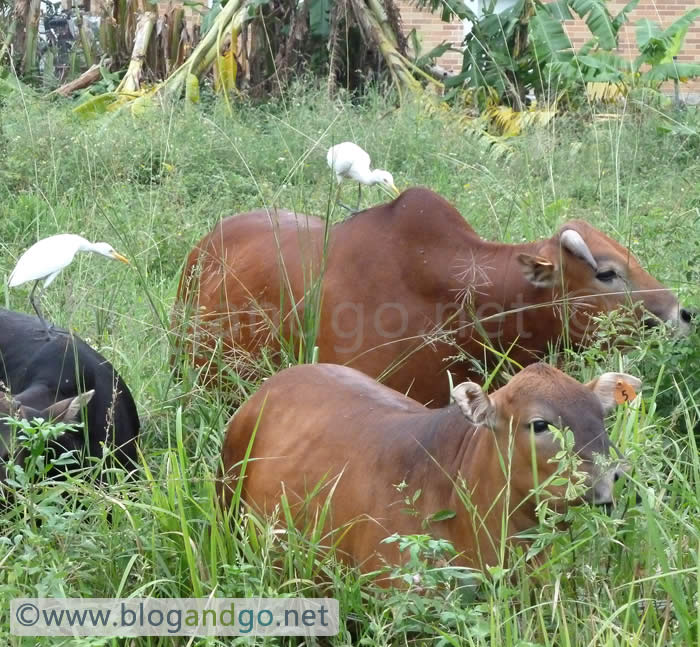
[{"xmin": 0, "ymin": 81, "xmax": 698, "ymax": 645}]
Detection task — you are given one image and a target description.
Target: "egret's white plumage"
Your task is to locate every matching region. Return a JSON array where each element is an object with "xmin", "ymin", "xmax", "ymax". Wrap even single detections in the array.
[
  {"xmin": 327, "ymin": 142, "xmax": 399, "ymax": 207},
  {"xmin": 8, "ymin": 233, "xmax": 129, "ymax": 335},
  {"xmin": 9, "ymin": 234, "xmax": 128, "ymax": 288}
]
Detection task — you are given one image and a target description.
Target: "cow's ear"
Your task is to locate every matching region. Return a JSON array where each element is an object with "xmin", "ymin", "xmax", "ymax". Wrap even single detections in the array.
[
  {"xmin": 586, "ymin": 373, "xmax": 642, "ymax": 413},
  {"xmin": 517, "ymin": 254, "xmax": 558, "ymax": 288},
  {"xmin": 45, "ymin": 390, "xmax": 95, "ymax": 423},
  {"xmin": 0, "ymin": 392, "xmax": 18, "ymax": 416},
  {"xmin": 452, "ymin": 382, "xmax": 495, "ymax": 427}
]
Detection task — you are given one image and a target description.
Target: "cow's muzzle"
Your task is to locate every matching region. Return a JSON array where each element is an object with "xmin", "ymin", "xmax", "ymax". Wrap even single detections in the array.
[{"xmin": 644, "ymin": 306, "xmax": 694, "ymax": 335}]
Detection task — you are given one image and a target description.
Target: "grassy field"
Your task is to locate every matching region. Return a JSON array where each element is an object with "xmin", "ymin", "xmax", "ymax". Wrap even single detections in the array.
[{"xmin": 0, "ymin": 81, "xmax": 699, "ymax": 646}]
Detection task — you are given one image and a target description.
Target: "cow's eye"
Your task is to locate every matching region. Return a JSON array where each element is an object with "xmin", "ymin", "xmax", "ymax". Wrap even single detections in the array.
[
  {"xmin": 596, "ymin": 269, "xmax": 617, "ymax": 282},
  {"xmin": 530, "ymin": 420, "xmax": 550, "ymax": 434}
]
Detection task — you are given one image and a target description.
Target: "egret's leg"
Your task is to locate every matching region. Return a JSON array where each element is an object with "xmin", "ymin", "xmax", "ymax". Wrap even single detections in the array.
[
  {"xmin": 333, "ymin": 183, "xmax": 343, "ymax": 209},
  {"xmin": 329, "ymin": 179, "xmax": 358, "ymax": 214},
  {"xmin": 337, "ymin": 202, "xmax": 357, "ymax": 214},
  {"xmin": 356, "ymin": 183, "xmax": 362, "ymax": 210},
  {"xmin": 334, "ymin": 182, "xmax": 356, "ymax": 214},
  {"xmin": 28, "ymin": 280, "xmax": 42, "ymax": 319},
  {"xmin": 29, "ymin": 280, "xmax": 52, "ymax": 340}
]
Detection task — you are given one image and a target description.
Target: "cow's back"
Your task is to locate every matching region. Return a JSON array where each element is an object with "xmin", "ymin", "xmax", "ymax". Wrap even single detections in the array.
[
  {"xmin": 14, "ymin": 335, "xmax": 140, "ymax": 468},
  {"xmin": 316, "ymin": 190, "xmax": 480, "ymax": 402},
  {"xmin": 0, "ymin": 310, "xmax": 67, "ymax": 390},
  {"xmin": 175, "ymin": 191, "xmax": 483, "ymax": 400},
  {"xmin": 220, "ymin": 363, "xmax": 461, "ymax": 571},
  {"xmin": 175, "ymin": 210, "xmax": 326, "ymax": 377}
]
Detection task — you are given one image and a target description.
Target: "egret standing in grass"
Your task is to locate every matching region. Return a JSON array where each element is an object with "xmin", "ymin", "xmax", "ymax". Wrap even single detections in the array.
[
  {"xmin": 327, "ymin": 142, "xmax": 399, "ymax": 212},
  {"xmin": 8, "ymin": 234, "xmax": 130, "ymax": 337}
]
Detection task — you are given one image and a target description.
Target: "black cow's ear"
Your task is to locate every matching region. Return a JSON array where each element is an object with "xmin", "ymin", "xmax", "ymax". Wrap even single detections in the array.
[
  {"xmin": 0, "ymin": 393, "xmax": 18, "ymax": 416},
  {"xmin": 518, "ymin": 254, "xmax": 557, "ymax": 288},
  {"xmin": 45, "ymin": 390, "xmax": 95, "ymax": 423},
  {"xmin": 452, "ymin": 382, "xmax": 495, "ymax": 427}
]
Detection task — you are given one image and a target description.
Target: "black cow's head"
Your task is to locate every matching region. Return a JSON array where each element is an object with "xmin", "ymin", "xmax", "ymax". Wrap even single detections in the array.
[{"xmin": 0, "ymin": 389, "xmax": 94, "ymax": 484}]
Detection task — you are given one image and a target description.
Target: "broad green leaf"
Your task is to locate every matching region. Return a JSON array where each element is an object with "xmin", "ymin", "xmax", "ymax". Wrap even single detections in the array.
[
  {"xmin": 660, "ymin": 9, "xmax": 700, "ymax": 62},
  {"xmin": 531, "ymin": 10, "xmax": 573, "ymax": 62},
  {"xmin": 584, "ymin": 70, "xmax": 626, "ymax": 83},
  {"xmin": 444, "ymin": 68, "xmax": 471, "ymax": 88},
  {"xmin": 99, "ymin": 65, "xmax": 120, "ymax": 85},
  {"xmin": 637, "ymin": 9, "xmax": 699, "ymax": 67},
  {"xmin": 547, "ymin": 59, "xmax": 580, "ymax": 83},
  {"xmin": 201, "ymin": 0, "xmax": 222, "ymax": 36},
  {"xmin": 415, "ymin": 41, "xmax": 454, "ymax": 67},
  {"xmin": 309, "ymin": 0, "xmax": 331, "ymax": 39},
  {"xmin": 73, "ymin": 92, "xmax": 118, "ymax": 117},
  {"xmin": 441, "ymin": 0, "xmax": 476, "ymax": 21},
  {"xmin": 577, "ymin": 52, "xmax": 631, "ymax": 73},
  {"xmin": 641, "ymin": 61, "xmax": 700, "ymax": 82},
  {"xmin": 411, "ymin": 0, "xmax": 477, "ymax": 21},
  {"xmin": 569, "ymin": 0, "xmax": 616, "ymax": 49},
  {"xmin": 636, "ymin": 18, "xmax": 663, "ymax": 51},
  {"xmin": 662, "ymin": 28, "xmax": 688, "ymax": 64},
  {"xmin": 611, "ymin": 0, "xmax": 640, "ymax": 35},
  {"xmin": 130, "ymin": 93, "xmax": 155, "ymax": 116},
  {"xmin": 543, "ymin": 0, "xmax": 573, "ymax": 21},
  {"xmin": 578, "ymin": 37, "xmax": 597, "ymax": 56},
  {"xmin": 661, "ymin": 8, "xmax": 700, "ymax": 41}
]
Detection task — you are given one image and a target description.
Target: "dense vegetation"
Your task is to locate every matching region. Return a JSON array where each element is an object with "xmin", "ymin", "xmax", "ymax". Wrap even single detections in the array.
[
  {"xmin": 0, "ymin": 83, "xmax": 699, "ymax": 645},
  {"xmin": 4, "ymin": 0, "xmax": 700, "ymax": 120}
]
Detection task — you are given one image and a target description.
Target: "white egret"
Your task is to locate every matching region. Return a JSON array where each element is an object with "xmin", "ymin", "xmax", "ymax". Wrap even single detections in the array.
[
  {"xmin": 8, "ymin": 234, "xmax": 130, "ymax": 336},
  {"xmin": 327, "ymin": 142, "xmax": 399, "ymax": 211}
]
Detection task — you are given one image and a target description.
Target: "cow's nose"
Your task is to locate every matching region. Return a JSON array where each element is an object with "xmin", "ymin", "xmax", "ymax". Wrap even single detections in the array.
[{"xmin": 680, "ymin": 308, "xmax": 694, "ymax": 325}]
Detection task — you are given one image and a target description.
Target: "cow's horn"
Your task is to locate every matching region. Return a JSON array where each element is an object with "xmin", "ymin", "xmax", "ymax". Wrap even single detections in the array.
[{"xmin": 560, "ymin": 229, "xmax": 598, "ymax": 270}]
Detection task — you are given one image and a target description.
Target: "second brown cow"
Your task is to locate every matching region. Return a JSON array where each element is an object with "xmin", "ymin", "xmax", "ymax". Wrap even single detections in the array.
[{"xmin": 219, "ymin": 362, "xmax": 640, "ymax": 576}]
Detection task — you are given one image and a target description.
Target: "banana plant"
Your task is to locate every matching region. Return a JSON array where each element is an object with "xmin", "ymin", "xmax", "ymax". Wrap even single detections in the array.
[
  {"xmin": 443, "ymin": 0, "xmax": 700, "ymax": 107},
  {"xmin": 543, "ymin": 7, "xmax": 700, "ymax": 92},
  {"xmin": 634, "ymin": 9, "xmax": 700, "ymax": 82},
  {"xmin": 445, "ymin": 0, "xmax": 539, "ymax": 108}
]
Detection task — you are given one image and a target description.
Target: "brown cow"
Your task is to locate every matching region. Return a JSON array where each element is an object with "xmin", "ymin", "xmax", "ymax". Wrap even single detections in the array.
[
  {"xmin": 219, "ymin": 362, "xmax": 640, "ymax": 575},
  {"xmin": 175, "ymin": 188, "xmax": 689, "ymax": 405}
]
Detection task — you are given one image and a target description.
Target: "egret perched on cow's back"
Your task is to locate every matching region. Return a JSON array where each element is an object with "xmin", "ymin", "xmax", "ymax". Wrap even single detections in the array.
[
  {"xmin": 327, "ymin": 142, "xmax": 399, "ymax": 211},
  {"xmin": 8, "ymin": 234, "xmax": 130, "ymax": 336}
]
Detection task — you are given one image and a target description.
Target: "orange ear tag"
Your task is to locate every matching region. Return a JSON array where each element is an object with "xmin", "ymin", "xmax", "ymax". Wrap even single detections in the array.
[{"xmin": 614, "ymin": 379, "xmax": 637, "ymax": 405}]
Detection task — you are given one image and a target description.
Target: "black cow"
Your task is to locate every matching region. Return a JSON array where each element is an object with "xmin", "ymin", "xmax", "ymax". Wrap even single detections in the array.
[{"xmin": 0, "ymin": 309, "xmax": 140, "ymax": 481}]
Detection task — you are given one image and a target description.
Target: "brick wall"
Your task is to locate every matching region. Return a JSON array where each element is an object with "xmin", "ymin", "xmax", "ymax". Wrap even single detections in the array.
[
  {"xmin": 396, "ymin": 0, "xmax": 700, "ymax": 95},
  {"xmin": 399, "ymin": 3, "xmax": 464, "ymax": 72}
]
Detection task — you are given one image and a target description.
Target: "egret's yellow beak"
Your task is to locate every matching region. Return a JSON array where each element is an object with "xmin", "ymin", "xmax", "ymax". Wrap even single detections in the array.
[
  {"xmin": 380, "ymin": 184, "xmax": 400, "ymax": 199},
  {"xmin": 112, "ymin": 252, "xmax": 130, "ymax": 265}
]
